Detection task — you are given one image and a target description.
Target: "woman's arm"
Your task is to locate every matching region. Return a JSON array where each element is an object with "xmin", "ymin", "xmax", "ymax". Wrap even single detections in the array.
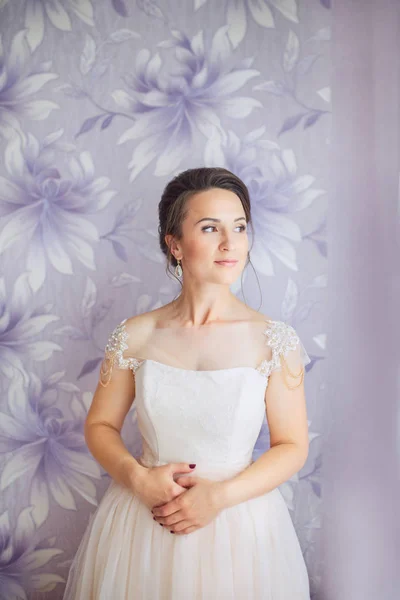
[
  {"xmin": 86, "ymin": 317, "xmax": 198, "ymax": 512},
  {"xmin": 216, "ymin": 444, "xmax": 307, "ymax": 510},
  {"xmin": 84, "ymin": 365, "xmax": 146, "ymax": 490},
  {"xmin": 216, "ymin": 350, "xmax": 309, "ymax": 510}
]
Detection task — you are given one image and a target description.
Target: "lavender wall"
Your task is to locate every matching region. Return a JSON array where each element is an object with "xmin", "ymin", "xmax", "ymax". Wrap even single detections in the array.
[{"xmin": 0, "ymin": 1, "xmax": 330, "ymax": 598}]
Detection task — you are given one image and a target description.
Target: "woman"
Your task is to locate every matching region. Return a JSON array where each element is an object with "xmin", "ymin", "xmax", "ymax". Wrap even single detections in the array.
[{"xmin": 63, "ymin": 167, "xmax": 311, "ymax": 599}]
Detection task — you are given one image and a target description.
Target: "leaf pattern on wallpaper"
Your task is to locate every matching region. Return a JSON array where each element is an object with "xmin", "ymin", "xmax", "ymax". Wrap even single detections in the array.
[
  {"xmin": 111, "ymin": 0, "xmax": 129, "ymax": 17},
  {"xmin": 137, "ymin": 0, "xmax": 166, "ymax": 22},
  {"xmin": 0, "ymin": 274, "xmax": 61, "ymax": 382},
  {"xmin": 253, "ymin": 25, "xmax": 331, "ymax": 136},
  {"xmin": 23, "ymin": 0, "xmax": 95, "ymax": 52},
  {"xmin": 196, "ymin": 0, "xmax": 299, "ymax": 48},
  {"xmin": 53, "ymin": 275, "xmax": 116, "ymax": 378},
  {"xmin": 0, "ymin": 30, "xmax": 59, "ymax": 140},
  {"xmin": 101, "ymin": 196, "xmax": 153, "ymax": 264},
  {"xmin": 303, "ymin": 217, "xmax": 328, "ymax": 258},
  {"xmin": 0, "ymin": 508, "xmax": 65, "ymax": 597}
]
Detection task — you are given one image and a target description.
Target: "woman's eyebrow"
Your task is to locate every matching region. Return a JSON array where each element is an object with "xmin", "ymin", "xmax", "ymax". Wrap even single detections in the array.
[{"xmin": 195, "ymin": 217, "xmax": 246, "ymax": 224}]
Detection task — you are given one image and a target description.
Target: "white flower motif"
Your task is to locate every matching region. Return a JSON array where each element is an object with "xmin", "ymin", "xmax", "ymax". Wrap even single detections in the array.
[
  {"xmin": 0, "ymin": 131, "xmax": 116, "ymax": 291},
  {"xmin": 0, "ymin": 273, "xmax": 61, "ymax": 381},
  {"xmin": 0, "ymin": 507, "xmax": 64, "ymax": 598},
  {"xmin": 0, "ymin": 30, "xmax": 58, "ymax": 139},
  {"xmin": 204, "ymin": 127, "xmax": 325, "ymax": 275},
  {"xmin": 112, "ymin": 26, "xmax": 261, "ymax": 181},
  {"xmin": 196, "ymin": 0, "xmax": 299, "ymax": 48},
  {"xmin": 24, "ymin": 0, "xmax": 95, "ymax": 52},
  {"xmin": 0, "ymin": 373, "xmax": 101, "ymax": 527}
]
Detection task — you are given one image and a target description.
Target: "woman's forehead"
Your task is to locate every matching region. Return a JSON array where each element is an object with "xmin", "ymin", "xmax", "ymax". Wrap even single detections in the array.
[{"xmin": 186, "ymin": 188, "xmax": 244, "ymax": 215}]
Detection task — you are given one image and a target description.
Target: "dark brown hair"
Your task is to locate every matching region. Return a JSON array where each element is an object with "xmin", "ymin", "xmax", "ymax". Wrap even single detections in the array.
[{"xmin": 158, "ymin": 167, "xmax": 255, "ymax": 284}]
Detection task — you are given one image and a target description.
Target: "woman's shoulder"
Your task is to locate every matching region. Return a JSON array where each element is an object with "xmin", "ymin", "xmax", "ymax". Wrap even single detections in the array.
[
  {"xmin": 245, "ymin": 307, "xmax": 275, "ymax": 325},
  {"xmin": 122, "ymin": 309, "xmax": 160, "ymax": 341},
  {"xmin": 122, "ymin": 305, "xmax": 179, "ymax": 345}
]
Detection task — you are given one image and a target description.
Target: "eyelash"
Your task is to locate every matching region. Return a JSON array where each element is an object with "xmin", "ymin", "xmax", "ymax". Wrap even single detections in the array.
[{"xmin": 201, "ymin": 225, "xmax": 247, "ymax": 233}]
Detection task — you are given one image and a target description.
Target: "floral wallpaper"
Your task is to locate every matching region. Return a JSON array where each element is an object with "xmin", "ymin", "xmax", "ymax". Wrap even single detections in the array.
[{"xmin": 0, "ymin": 0, "xmax": 329, "ymax": 598}]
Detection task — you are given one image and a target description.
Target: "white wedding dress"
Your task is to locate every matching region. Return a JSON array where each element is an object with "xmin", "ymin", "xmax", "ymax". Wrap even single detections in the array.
[{"xmin": 63, "ymin": 317, "xmax": 311, "ymax": 599}]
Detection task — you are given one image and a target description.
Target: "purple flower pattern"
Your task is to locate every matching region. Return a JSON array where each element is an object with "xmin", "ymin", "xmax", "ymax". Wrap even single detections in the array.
[
  {"xmin": 195, "ymin": 0, "xmax": 299, "ymax": 48},
  {"xmin": 0, "ymin": 0, "xmax": 326, "ymax": 594},
  {"xmin": 0, "ymin": 30, "xmax": 58, "ymax": 139},
  {"xmin": 0, "ymin": 130, "xmax": 117, "ymax": 291},
  {"xmin": 0, "ymin": 273, "xmax": 61, "ymax": 381},
  {"xmin": 23, "ymin": 0, "xmax": 94, "ymax": 52},
  {"xmin": 0, "ymin": 372, "xmax": 101, "ymax": 527},
  {"xmin": 112, "ymin": 26, "xmax": 262, "ymax": 180},
  {"xmin": 0, "ymin": 507, "xmax": 64, "ymax": 599}
]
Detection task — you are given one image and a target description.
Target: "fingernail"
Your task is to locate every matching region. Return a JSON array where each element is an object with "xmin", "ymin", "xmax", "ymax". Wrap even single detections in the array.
[
  {"xmin": 159, "ymin": 523, "xmax": 163, "ymax": 527},
  {"xmin": 153, "ymin": 517, "xmax": 156, "ymax": 521},
  {"xmin": 189, "ymin": 464, "xmax": 196, "ymax": 468},
  {"xmin": 170, "ymin": 530, "xmax": 174, "ymax": 534}
]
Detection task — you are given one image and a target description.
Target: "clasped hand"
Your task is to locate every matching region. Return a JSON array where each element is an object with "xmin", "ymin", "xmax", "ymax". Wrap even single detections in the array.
[
  {"xmin": 141, "ymin": 463, "xmax": 224, "ymax": 536},
  {"xmin": 152, "ymin": 474, "xmax": 223, "ymax": 535}
]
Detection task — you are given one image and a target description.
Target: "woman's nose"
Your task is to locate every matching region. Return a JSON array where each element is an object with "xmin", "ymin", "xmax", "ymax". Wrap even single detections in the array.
[
  {"xmin": 220, "ymin": 234, "xmax": 236, "ymax": 250},
  {"xmin": 220, "ymin": 242, "xmax": 235, "ymax": 252}
]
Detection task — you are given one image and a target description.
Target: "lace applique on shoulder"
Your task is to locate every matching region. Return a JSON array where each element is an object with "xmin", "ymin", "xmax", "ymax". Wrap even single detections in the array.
[
  {"xmin": 262, "ymin": 320, "xmax": 310, "ymax": 389},
  {"xmin": 99, "ymin": 319, "xmax": 143, "ymax": 388}
]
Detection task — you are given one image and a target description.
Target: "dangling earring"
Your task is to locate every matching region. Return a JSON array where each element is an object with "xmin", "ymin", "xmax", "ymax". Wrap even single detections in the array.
[{"xmin": 175, "ymin": 258, "xmax": 183, "ymax": 278}]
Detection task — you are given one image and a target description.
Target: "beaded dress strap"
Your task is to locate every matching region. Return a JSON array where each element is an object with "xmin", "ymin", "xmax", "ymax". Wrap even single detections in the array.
[
  {"xmin": 257, "ymin": 319, "xmax": 305, "ymax": 389},
  {"xmin": 99, "ymin": 319, "xmax": 143, "ymax": 388}
]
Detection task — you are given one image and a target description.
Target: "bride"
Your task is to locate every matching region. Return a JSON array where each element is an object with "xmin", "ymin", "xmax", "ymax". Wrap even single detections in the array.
[{"xmin": 63, "ymin": 166, "xmax": 311, "ymax": 599}]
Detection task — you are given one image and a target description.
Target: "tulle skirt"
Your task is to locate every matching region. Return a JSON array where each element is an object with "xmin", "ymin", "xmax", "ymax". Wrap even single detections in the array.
[{"xmin": 63, "ymin": 468, "xmax": 310, "ymax": 599}]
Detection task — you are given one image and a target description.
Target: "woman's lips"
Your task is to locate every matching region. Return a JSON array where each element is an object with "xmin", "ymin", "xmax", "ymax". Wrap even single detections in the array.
[{"xmin": 214, "ymin": 260, "xmax": 238, "ymax": 266}]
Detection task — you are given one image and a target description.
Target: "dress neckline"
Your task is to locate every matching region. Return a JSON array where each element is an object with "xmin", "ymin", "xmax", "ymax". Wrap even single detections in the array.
[
  {"xmin": 133, "ymin": 357, "xmax": 271, "ymax": 376},
  {"xmin": 115, "ymin": 317, "xmax": 277, "ymax": 377}
]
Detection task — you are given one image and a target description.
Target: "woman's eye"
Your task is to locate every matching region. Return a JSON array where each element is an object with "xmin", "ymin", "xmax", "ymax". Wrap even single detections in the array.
[{"xmin": 201, "ymin": 225, "xmax": 247, "ymax": 233}]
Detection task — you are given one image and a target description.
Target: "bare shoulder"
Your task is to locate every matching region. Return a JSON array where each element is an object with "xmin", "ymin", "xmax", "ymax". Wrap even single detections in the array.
[
  {"xmin": 242, "ymin": 306, "xmax": 275, "ymax": 325},
  {"xmin": 123, "ymin": 306, "xmax": 167, "ymax": 350}
]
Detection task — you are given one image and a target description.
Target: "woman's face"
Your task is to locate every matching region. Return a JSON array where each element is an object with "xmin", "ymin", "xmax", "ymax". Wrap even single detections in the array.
[{"xmin": 175, "ymin": 187, "xmax": 249, "ymax": 283}]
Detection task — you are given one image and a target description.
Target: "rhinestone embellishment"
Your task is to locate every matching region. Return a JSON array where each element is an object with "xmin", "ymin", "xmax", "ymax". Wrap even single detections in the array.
[
  {"xmin": 261, "ymin": 320, "xmax": 305, "ymax": 389},
  {"xmin": 99, "ymin": 318, "xmax": 305, "ymax": 389},
  {"xmin": 99, "ymin": 319, "xmax": 143, "ymax": 387}
]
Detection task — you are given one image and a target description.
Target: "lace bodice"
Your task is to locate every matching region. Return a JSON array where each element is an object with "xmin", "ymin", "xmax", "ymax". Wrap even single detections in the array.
[{"xmin": 97, "ymin": 317, "xmax": 311, "ymax": 477}]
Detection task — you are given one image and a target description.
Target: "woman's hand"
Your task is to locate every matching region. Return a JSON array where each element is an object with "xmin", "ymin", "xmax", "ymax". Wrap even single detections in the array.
[
  {"xmin": 132, "ymin": 463, "xmax": 195, "ymax": 510},
  {"xmin": 151, "ymin": 475, "xmax": 225, "ymax": 535}
]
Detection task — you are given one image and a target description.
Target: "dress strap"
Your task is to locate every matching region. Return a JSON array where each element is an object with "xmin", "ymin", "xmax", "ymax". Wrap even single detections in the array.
[
  {"xmin": 99, "ymin": 319, "xmax": 144, "ymax": 387},
  {"xmin": 259, "ymin": 319, "xmax": 309, "ymax": 389}
]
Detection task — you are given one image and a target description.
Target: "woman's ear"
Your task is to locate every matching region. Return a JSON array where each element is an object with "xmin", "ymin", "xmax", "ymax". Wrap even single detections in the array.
[
  {"xmin": 164, "ymin": 234, "xmax": 172, "ymax": 250},
  {"xmin": 166, "ymin": 236, "xmax": 181, "ymax": 259}
]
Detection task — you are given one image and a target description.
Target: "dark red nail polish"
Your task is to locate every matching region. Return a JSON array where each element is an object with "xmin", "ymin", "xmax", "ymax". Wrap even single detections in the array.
[
  {"xmin": 170, "ymin": 530, "xmax": 174, "ymax": 534},
  {"xmin": 153, "ymin": 517, "xmax": 156, "ymax": 521},
  {"xmin": 189, "ymin": 464, "xmax": 196, "ymax": 468}
]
